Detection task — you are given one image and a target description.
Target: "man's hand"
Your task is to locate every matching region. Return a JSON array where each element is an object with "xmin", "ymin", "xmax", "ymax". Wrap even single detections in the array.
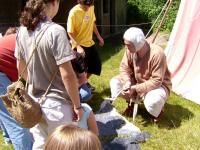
[
  {"xmin": 123, "ymin": 81, "xmax": 131, "ymax": 91},
  {"xmin": 121, "ymin": 88, "xmax": 131, "ymax": 100},
  {"xmin": 121, "ymin": 81, "xmax": 131, "ymax": 100},
  {"xmin": 77, "ymin": 45, "xmax": 85, "ymax": 57},
  {"xmin": 121, "ymin": 85, "xmax": 136, "ymax": 100}
]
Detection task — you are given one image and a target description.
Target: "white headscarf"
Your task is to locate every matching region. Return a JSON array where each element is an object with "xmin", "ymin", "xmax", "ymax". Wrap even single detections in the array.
[{"xmin": 123, "ymin": 27, "xmax": 145, "ymax": 51}]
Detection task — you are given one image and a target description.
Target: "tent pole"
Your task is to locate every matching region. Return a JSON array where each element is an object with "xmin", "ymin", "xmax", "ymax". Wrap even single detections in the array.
[{"xmin": 152, "ymin": 0, "xmax": 173, "ymax": 43}]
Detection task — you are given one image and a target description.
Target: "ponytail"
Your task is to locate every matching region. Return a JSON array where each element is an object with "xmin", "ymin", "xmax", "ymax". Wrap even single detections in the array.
[{"xmin": 19, "ymin": 0, "xmax": 53, "ymax": 31}]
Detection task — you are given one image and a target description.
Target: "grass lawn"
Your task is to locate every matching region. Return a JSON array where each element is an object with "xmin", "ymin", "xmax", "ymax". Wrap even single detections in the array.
[
  {"xmin": 89, "ymin": 42, "xmax": 200, "ymax": 150},
  {"xmin": 1, "ymin": 41, "xmax": 200, "ymax": 150}
]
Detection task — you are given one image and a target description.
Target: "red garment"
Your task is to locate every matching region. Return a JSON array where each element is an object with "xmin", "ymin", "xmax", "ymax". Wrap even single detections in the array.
[{"xmin": 0, "ymin": 34, "xmax": 18, "ymax": 81}]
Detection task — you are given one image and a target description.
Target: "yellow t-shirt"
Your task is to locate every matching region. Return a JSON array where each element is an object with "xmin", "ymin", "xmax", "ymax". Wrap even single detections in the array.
[{"xmin": 67, "ymin": 4, "xmax": 96, "ymax": 49}]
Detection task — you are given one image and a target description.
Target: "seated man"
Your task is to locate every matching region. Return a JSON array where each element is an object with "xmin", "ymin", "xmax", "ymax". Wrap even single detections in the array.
[{"xmin": 110, "ymin": 27, "xmax": 172, "ymax": 122}]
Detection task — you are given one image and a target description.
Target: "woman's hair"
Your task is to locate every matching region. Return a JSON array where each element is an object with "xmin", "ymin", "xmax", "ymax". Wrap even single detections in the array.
[
  {"xmin": 19, "ymin": 0, "xmax": 57, "ymax": 31},
  {"xmin": 44, "ymin": 124, "xmax": 101, "ymax": 150}
]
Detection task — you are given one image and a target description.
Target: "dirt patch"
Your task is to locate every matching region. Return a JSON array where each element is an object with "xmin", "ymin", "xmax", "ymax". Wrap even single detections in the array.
[{"xmin": 147, "ymin": 32, "xmax": 170, "ymax": 49}]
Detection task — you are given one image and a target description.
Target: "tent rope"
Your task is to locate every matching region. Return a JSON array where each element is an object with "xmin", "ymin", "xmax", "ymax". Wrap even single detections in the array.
[
  {"xmin": 145, "ymin": 0, "xmax": 172, "ymax": 38},
  {"xmin": 151, "ymin": 0, "xmax": 173, "ymax": 43}
]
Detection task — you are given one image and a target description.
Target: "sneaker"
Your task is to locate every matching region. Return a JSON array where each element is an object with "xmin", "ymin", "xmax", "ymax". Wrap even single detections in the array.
[{"xmin": 86, "ymin": 82, "xmax": 96, "ymax": 92}]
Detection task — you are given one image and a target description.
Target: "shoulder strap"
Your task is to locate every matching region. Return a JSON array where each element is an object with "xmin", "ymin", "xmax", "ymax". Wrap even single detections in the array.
[
  {"xmin": 17, "ymin": 24, "xmax": 51, "ymax": 81},
  {"xmin": 18, "ymin": 24, "xmax": 58, "ymax": 103},
  {"xmin": 38, "ymin": 69, "xmax": 58, "ymax": 104},
  {"xmin": 15, "ymin": 24, "xmax": 58, "ymax": 101}
]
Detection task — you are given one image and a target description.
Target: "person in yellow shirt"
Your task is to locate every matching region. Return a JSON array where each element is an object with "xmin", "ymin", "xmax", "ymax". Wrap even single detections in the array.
[{"xmin": 67, "ymin": 0, "xmax": 104, "ymax": 91}]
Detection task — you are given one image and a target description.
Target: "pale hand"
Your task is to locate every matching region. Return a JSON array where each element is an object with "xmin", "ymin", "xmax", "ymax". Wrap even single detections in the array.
[
  {"xmin": 77, "ymin": 45, "xmax": 85, "ymax": 57},
  {"xmin": 73, "ymin": 107, "xmax": 83, "ymax": 121},
  {"xmin": 123, "ymin": 81, "xmax": 131, "ymax": 91},
  {"xmin": 122, "ymin": 85, "xmax": 136, "ymax": 100}
]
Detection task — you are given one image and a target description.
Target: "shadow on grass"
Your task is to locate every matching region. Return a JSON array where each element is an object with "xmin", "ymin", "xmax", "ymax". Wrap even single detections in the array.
[
  {"xmin": 88, "ymin": 88, "xmax": 111, "ymax": 112},
  {"xmin": 88, "ymin": 87, "xmax": 194, "ymax": 130},
  {"xmin": 137, "ymin": 103, "xmax": 194, "ymax": 129},
  {"xmin": 98, "ymin": 119, "xmax": 125, "ymax": 144},
  {"xmin": 95, "ymin": 36, "xmax": 123, "ymax": 63}
]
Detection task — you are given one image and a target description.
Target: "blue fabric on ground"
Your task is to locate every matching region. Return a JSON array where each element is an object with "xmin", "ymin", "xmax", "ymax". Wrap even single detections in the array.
[{"xmin": 95, "ymin": 100, "xmax": 150, "ymax": 150}]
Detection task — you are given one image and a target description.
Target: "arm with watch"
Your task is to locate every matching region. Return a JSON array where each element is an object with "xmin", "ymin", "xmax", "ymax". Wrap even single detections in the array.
[{"xmin": 59, "ymin": 61, "xmax": 83, "ymax": 121}]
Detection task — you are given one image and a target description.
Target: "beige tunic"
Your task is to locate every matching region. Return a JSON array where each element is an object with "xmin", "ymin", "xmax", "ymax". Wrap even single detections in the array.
[{"xmin": 119, "ymin": 43, "xmax": 172, "ymax": 96}]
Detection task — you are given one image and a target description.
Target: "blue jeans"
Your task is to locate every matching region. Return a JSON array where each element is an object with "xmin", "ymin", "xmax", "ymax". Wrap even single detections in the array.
[
  {"xmin": 0, "ymin": 72, "xmax": 33, "ymax": 150},
  {"xmin": 79, "ymin": 84, "xmax": 92, "ymax": 102}
]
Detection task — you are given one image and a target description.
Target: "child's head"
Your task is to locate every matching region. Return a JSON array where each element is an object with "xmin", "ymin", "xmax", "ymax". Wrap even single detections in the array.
[
  {"xmin": 44, "ymin": 124, "xmax": 101, "ymax": 150},
  {"xmin": 4, "ymin": 27, "xmax": 17, "ymax": 36}
]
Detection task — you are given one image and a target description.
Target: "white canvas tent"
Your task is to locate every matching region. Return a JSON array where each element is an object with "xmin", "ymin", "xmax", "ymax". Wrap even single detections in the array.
[{"xmin": 165, "ymin": 0, "xmax": 200, "ymax": 104}]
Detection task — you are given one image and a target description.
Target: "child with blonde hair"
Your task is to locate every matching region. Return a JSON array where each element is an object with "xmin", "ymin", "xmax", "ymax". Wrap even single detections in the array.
[{"xmin": 44, "ymin": 124, "xmax": 101, "ymax": 150}]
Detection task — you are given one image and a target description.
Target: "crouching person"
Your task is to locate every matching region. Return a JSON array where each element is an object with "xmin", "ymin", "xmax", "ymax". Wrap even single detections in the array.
[{"xmin": 110, "ymin": 27, "xmax": 172, "ymax": 122}]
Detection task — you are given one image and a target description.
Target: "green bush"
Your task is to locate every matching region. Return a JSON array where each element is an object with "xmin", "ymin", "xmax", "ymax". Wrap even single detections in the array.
[{"xmin": 127, "ymin": 0, "xmax": 181, "ymax": 32}]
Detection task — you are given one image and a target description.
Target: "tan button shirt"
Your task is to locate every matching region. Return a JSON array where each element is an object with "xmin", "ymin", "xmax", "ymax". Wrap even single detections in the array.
[{"xmin": 119, "ymin": 43, "xmax": 172, "ymax": 96}]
